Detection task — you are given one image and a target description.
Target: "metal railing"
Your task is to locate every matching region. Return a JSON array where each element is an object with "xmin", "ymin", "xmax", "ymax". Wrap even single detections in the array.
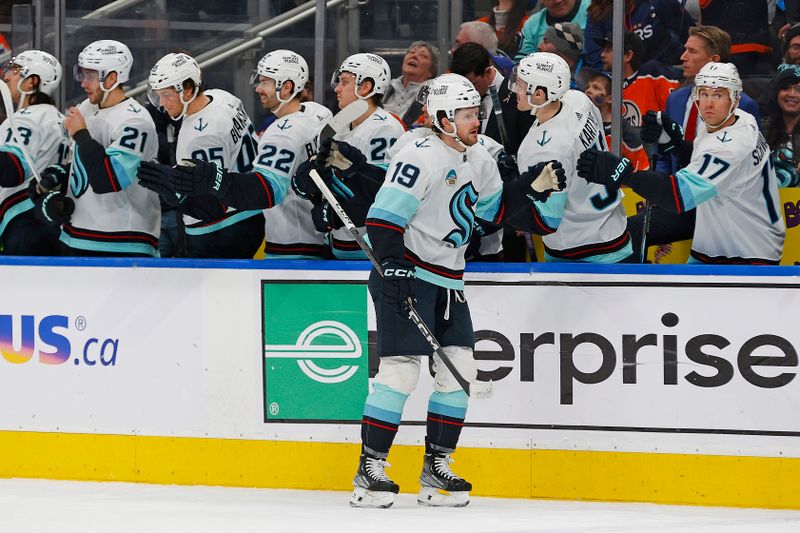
[{"xmin": 126, "ymin": 0, "xmax": 348, "ymax": 99}]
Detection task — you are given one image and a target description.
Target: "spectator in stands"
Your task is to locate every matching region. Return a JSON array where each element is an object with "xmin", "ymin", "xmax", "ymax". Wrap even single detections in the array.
[
  {"xmin": 582, "ymin": 0, "xmax": 694, "ymax": 72},
  {"xmin": 478, "ymin": 0, "xmax": 530, "ymax": 58},
  {"xmin": 699, "ymin": 0, "xmax": 774, "ymax": 76},
  {"xmin": 598, "ymin": 31, "xmax": 680, "ymax": 128},
  {"xmin": 516, "ymin": 0, "xmax": 591, "ymax": 62},
  {"xmin": 584, "ymin": 72, "xmax": 651, "ymax": 170},
  {"xmin": 781, "ymin": 23, "xmax": 800, "ymax": 65},
  {"xmin": 454, "ymin": 21, "xmax": 514, "ymax": 76},
  {"xmin": 382, "ymin": 41, "xmax": 439, "ymax": 128},
  {"xmin": 627, "ymin": 25, "xmax": 762, "ymax": 262},
  {"xmin": 765, "ymin": 64, "xmax": 800, "ymax": 187},
  {"xmin": 538, "ymin": 22, "xmax": 585, "ymax": 86}
]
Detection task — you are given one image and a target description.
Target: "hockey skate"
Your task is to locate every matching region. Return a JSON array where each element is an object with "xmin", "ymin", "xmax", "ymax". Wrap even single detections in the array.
[
  {"xmin": 350, "ymin": 453, "xmax": 399, "ymax": 508},
  {"xmin": 417, "ymin": 452, "xmax": 472, "ymax": 507}
]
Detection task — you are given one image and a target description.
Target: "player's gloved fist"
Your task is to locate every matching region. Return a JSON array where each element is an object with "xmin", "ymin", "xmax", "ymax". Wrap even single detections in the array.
[
  {"xmin": 292, "ymin": 159, "xmax": 320, "ymax": 201},
  {"xmin": 380, "ymin": 259, "xmax": 416, "ymax": 315},
  {"xmin": 520, "ymin": 160, "xmax": 566, "ymax": 202},
  {"xmin": 497, "ymin": 153, "xmax": 519, "ymax": 182},
  {"xmin": 641, "ymin": 111, "xmax": 683, "ymax": 152},
  {"xmin": 329, "ymin": 141, "xmax": 366, "ymax": 176},
  {"xmin": 311, "ymin": 200, "xmax": 335, "ymax": 232},
  {"xmin": 137, "ymin": 161, "xmax": 182, "ymax": 207},
  {"xmin": 577, "ymin": 148, "xmax": 632, "ymax": 189},
  {"xmin": 173, "ymin": 159, "xmax": 231, "ymax": 198},
  {"xmin": 39, "ymin": 164, "xmax": 70, "ymax": 192},
  {"xmin": 38, "ymin": 190, "xmax": 74, "ymax": 226}
]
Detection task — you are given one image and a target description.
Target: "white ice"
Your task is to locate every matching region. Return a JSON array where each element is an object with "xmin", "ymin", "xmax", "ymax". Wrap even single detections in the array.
[{"xmin": 1, "ymin": 478, "xmax": 799, "ymax": 533}]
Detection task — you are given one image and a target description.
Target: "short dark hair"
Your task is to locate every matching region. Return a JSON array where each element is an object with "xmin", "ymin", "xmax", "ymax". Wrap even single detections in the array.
[
  {"xmin": 588, "ymin": 72, "xmax": 611, "ymax": 94},
  {"xmin": 450, "ymin": 42, "xmax": 492, "ymax": 78}
]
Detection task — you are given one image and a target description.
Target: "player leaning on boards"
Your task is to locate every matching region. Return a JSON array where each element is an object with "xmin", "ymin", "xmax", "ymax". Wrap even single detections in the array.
[
  {"xmin": 37, "ymin": 40, "xmax": 159, "ymax": 257},
  {"xmin": 513, "ymin": 52, "xmax": 633, "ymax": 263},
  {"xmin": 140, "ymin": 49, "xmax": 332, "ymax": 259},
  {"xmin": 138, "ymin": 52, "xmax": 263, "ymax": 258},
  {"xmin": 350, "ymin": 74, "xmax": 564, "ymax": 509},
  {"xmin": 578, "ymin": 62, "xmax": 785, "ymax": 265},
  {"xmin": 293, "ymin": 52, "xmax": 405, "ymax": 259},
  {"xmin": 0, "ymin": 50, "xmax": 69, "ymax": 255}
]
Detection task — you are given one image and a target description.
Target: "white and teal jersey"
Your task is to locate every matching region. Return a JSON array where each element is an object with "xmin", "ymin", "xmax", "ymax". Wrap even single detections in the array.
[
  {"xmin": 0, "ymin": 103, "xmax": 69, "ymax": 237},
  {"xmin": 678, "ymin": 109, "xmax": 784, "ymax": 263},
  {"xmin": 65, "ymin": 97, "xmax": 160, "ymax": 256},
  {"xmin": 518, "ymin": 92, "xmax": 631, "ymax": 263},
  {"xmin": 367, "ymin": 134, "xmax": 503, "ymax": 289},
  {"xmin": 330, "ymin": 106, "xmax": 405, "ymax": 259},
  {"xmin": 178, "ymin": 89, "xmax": 261, "ymax": 234},
  {"xmin": 257, "ymin": 101, "xmax": 332, "ymax": 258}
]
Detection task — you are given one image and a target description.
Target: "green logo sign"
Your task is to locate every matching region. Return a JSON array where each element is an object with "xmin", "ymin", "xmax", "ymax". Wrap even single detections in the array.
[{"xmin": 262, "ymin": 282, "xmax": 368, "ymax": 421}]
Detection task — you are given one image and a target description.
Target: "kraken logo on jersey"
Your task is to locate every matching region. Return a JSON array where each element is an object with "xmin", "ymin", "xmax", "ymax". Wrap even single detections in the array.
[{"xmin": 443, "ymin": 183, "xmax": 478, "ymax": 248}]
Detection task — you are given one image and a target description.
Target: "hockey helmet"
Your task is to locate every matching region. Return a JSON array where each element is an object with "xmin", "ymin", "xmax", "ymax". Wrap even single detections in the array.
[
  {"xmin": 74, "ymin": 40, "xmax": 133, "ymax": 91},
  {"xmin": 330, "ymin": 52, "xmax": 391, "ymax": 98},
  {"xmin": 147, "ymin": 53, "xmax": 202, "ymax": 119},
  {"xmin": 6, "ymin": 50, "xmax": 62, "ymax": 97},
  {"xmin": 692, "ymin": 62, "xmax": 742, "ymax": 103},
  {"xmin": 251, "ymin": 49, "xmax": 308, "ymax": 98},
  {"xmin": 511, "ymin": 52, "xmax": 571, "ymax": 109}
]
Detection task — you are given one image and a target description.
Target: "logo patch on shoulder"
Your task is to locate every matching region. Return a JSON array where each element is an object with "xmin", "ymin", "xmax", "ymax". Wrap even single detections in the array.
[{"xmin": 445, "ymin": 169, "xmax": 458, "ymax": 186}]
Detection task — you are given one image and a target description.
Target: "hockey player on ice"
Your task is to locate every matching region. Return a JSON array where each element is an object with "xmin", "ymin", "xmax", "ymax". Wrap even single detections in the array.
[
  {"xmin": 578, "ymin": 62, "xmax": 785, "ymax": 264},
  {"xmin": 52, "ymin": 40, "xmax": 159, "ymax": 257},
  {"xmin": 140, "ymin": 50, "xmax": 332, "ymax": 259},
  {"xmin": 350, "ymin": 74, "xmax": 565, "ymax": 509},
  {"xmin": 0, "ymin": 50, "xmax": 69, "ymax": 255},
  {"xmin": 293, "ymin": 53, "xmax": 405, "ymax": 259},
  {"xmin": 139, "ymin": 52, "xmax": 263, "ymax": 258},
  {"xmin": 513, "ymin": 52, "xmax": 633, "ymax": 263}
]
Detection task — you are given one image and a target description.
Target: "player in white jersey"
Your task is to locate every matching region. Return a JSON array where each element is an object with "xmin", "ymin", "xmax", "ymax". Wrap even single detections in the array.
[
  {"xmin": 294, "ymin": 53, "xmax": 405, "ymax": 259},
  {"xmin": 513, "ymin": 52, "xmax": 633, "ymax": 263},
  {"xmin": 140, "ymin": 49, "xmax": 332, "ymax": 259},
  {"xmin": 350, "ymin": 74, "xmax": 564, "ymax": 509},
  {"xmin": 138, "ymin": 52, "xmax": 263, "ymax": 258},
  {"xmin": 44, "ymin": 40, "xmax": 159, "ymax": 257},
  {"xmin": 578, "ymin": 62, "xmax": 785, "ymax": 264},
  {"xmin": 0, "ymin": 50, "xmax": 69, "ymax": 255}
]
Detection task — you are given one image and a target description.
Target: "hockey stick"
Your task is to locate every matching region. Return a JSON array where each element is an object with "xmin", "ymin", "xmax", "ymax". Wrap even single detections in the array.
[
  {"xmin": 640, "ymin": 142, "xmax": 658, "ymax": 263},
  {"xmin": 489, "ymin": 84, "xmax": 537, "ymax": 260},
  {"xmin": 0, "ymin": 79, "xmax": 42, "ymax": 183},
  {"xmin": 318, "ymin": 99, "xmax": 369, "ymax": 170},
  {"xmin": 309, "ymin": 168, "xmax": 493, "ymax": 399}
]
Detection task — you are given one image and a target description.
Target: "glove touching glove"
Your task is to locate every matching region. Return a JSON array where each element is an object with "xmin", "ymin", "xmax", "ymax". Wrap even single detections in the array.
[
  {"xmin": 519, "ymin": 160, "xmax": 566, "ymax": 202},
  {"xmin": 577, "ymin": 147, "xmax": 633, "ymax": 188}
]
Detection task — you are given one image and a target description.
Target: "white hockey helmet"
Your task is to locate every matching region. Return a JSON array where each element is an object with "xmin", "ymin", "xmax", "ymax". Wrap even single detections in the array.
[
  {"xmin": 147, "ymin": 53, "xmax": 202, "ymax": 119},
  {"xmin": 511, "ymin": 52, "xmax": 571, "ymax": 110},
  {"xmin": 692, "ymin": 62, "xmax": 742, "ymax": 102},
  {"xmin": 251, "ymin": 49, "xmax": 308, "ymax": 96},
  {"xmin": 74, "ymin": 40, "xmax": 133, "ymax": 88},
  {"xmin": 424, "ymin": 73, "xmax": 483, "ymax": 146},
  {"xmin": 330, "ymin": 52, "xmax": 391, "ymax": 99},
  {"xmin": 7, "ymin": 50, "xmax": 62, "ymax": 97}
]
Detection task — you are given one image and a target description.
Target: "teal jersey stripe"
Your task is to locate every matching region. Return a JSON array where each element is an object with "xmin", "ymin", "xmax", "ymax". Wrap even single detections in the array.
[
  {"xmin": 367, "ymin": 207, "xmax": 408, "ymax": 229},
  {"xmin": 428, "ymin": 390, "xmax": 468, "ymax": 419},
  {"xmin": 374, "ymin": 162, "xmax": 390, "ymax": 171},
  {"xmin": 106, "ymin": 147, "xmax": 142, "ymax": 190},
  {"xmin": 675, "ymin": 168, "xmax": 718, "ymax": 211},
  {"xmin": 416, "ymin": 268, "xmax": 464, "ymax": 290},
  {"xmin": 364, "ymin": 383, "xmax": 409, "ymax": 424},
  {"xmin": 60, "ymin": 232, "xmax": 159, "ymax": 257},
  {"xmin": 263, "ymin": 253, "xmax": 323, "ymax": 260},
  {"xmin": 545, "ymin": 241, "xmax": 633, "ymax": 264},
  {"xmin": 537, "ymin": 190, "xmax": 567, "ymax": 228},
  {"xmin": 369, "ymin": 188, "xmax": 420, "ymax": 223},
  {"xmin": 0, "ymin": 198, "xmax": 34, "ymax": 237},
  {"xmin": 331, "ymin": 247, "xmax": 367, "ymax": 260},
  {"xmin": 475, "ymin": 189, "xmax": 501, "ymax": 221},
  {"xmin": 185, "ymin": 209, "xmax": 262, "ymax": 236},
  {"xmin": 253, "ymin": 167, "xmax": 289, "ymax": 205},
  {"xmin": 0, "ymin": 145, "xmax": 31, "ymax": 179}
]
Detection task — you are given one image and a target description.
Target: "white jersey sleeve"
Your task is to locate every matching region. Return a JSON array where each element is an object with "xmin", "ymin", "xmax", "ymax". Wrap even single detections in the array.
[{"xmin": 0, "ymin": 104, "xmax": 69, "ymax": 179}]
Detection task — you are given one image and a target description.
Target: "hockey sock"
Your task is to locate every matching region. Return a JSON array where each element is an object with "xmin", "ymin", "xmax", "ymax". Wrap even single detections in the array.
[
  {"xmin": 425, "ymin": 390, "xmax": 468, "ymax": 452},
  {"xmin": 361, "ymin": 383, "xmax": 409, "ymax": 455}
]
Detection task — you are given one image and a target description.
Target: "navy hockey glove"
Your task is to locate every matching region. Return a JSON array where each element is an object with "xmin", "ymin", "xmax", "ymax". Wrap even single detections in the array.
[
  {"xmin": 171, "ymin": 159, "xmax": 231, "ymax": 198},
  {"xmin": 37, "ymin": 190, "xmax": 74, "ymax": 226},
  {"xmin": 137, "ymin": 161, "xmax": 182, "ymax": 207},
  {"xmin": 39, "ymin": 164, "xmax": 70, "ymax": 192},
  {"xmin": 497, "ymin": 153, "xmax": 519, "ymax": 182},
  {"xmin": 292, "ymin": 161, "xmax": 334, "ymax": 202},
  {"xmin": 641, "ymin": 111, "xmax": 683, "ymax": 153},
  {"xmin": 311, "ymin": 200, "xmax": 335, "ymax": 232},
  {"xmin": 329, "ymin": 141, "xmax": 367, "ymax": 175},
  {"xmin": 519, "ymin": 160, "xmax": 566, "ymax": 202},
  {"xmin": 380, "ymin": 259, "xmax": 416, "ymax": 316},
  {"xmin": 577, "ymin": 148, "xmax": 632, "ymax": 189}
]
